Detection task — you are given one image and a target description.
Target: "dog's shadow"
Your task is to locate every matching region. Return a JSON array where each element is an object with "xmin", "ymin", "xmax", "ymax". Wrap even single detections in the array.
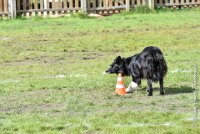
[
  {"xmin": 139, "ymin": 86, "xmax": 194, "ymax": 95},
  {"xmin": 164, "ymin": 86, "xmax": 194, "ymax": 95}
]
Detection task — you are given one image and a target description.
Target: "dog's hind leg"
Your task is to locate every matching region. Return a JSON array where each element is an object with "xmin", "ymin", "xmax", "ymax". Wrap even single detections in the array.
[
  {"xmin": 147, "ymin": 79, "xmax": 153, "ymax": 96},
  {"xmin": 159, "ymin": 78, "xmax": 165, "ymax": 95}
]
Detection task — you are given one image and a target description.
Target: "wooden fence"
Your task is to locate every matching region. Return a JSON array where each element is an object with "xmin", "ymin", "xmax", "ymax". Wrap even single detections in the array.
[
  {"xmin": 15, "ymin": 0, "xmax": 129, "ymax": 16},
  {"xmin": 156, "ymin": 0, "xmax": 200, "ymax": 8},
  {"xmin": 0, "ymin": 0, "xmax": 200, "ymax": 18},
  {"xmin": 0, "ymin": 0, "xmax": 9, "ymax": 16}
]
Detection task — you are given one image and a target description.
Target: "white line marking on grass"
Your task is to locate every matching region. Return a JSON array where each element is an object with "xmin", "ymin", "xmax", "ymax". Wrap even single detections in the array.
[
  {"xmin": 0, "ymin": 79, "xmax": 20, "ymax": 84},
  {"xmin": 69, "ymin": 74, "xmax": 87, "ymax": 78},
  {"xmin": 45, "ymin": 75, "xmax": 66, "ymax": 79},
  {"xmin": 171, "ymin": 68, "xmax": 192, "ymax": 73},
  {"xmin": 185, "ymin": 117, "xmax": 200, "ymax": 121},
  {"xmin": 65, "ymin": 123, "xmax": 72, "ymax": 127},
  {"xmin": 45, "ymin": 74, "xmax": 87, "ymax": 79},
  {"xmin": 0, "ymin": 37, "xmax": 11, "ymax": 40},
  {"xmin": 55, "ymin": 75, "xmax": 66, "ymax": 78},
  {"xmin": 114, "ymin": 122, "xmax": 175, "ymax": 127}
]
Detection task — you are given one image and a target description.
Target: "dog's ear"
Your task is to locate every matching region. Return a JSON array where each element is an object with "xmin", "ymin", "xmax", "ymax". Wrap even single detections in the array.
[
  {"xmin": 121, "ymin": 57, "xmax": 126, "ymax": 64},
  {"xmin": 114, "ymin": 56, "xmax": 124, "ymax": 65},
  {"xmin": 114, "ymin": 56, "xmax": 121, "ymax": 62}
]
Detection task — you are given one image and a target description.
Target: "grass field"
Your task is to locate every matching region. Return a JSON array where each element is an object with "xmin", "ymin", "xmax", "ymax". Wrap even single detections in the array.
[{"xmin": 0, "ymin": 9, "xmax": 200, "ymax": 134}]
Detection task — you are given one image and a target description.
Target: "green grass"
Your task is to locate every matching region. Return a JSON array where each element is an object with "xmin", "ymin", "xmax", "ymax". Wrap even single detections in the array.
[{"xmin": 0, "ymin": 10, "xmax": 200, "ymax": 133}]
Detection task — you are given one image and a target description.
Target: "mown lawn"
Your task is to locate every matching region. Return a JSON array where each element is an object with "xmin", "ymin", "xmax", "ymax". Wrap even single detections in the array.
[{"xmin": 0, "ymin": 10, "xmax": 200, "ymax": 134}]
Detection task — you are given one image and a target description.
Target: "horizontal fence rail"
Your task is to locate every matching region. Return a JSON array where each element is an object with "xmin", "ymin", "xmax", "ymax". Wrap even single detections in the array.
[{"xmin": 0, "ymin": 0, "xmax": 200, "ymax": 18}]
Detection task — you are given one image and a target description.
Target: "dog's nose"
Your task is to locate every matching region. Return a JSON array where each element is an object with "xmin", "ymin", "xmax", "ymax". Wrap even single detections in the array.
[{"xmin": 105, "ymin": 69, "xmax": 112, "ymax": 74}]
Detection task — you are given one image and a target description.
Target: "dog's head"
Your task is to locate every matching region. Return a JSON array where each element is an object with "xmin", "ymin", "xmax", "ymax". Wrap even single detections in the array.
[{"xmin": 105, "ymin": 56, "xmax": 125, "ymax": 75}]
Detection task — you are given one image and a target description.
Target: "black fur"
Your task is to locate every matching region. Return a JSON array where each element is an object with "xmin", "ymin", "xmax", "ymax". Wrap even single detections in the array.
[{"xmin": 106, "ymin": 46, "xmax": 167, "ymax": 96}]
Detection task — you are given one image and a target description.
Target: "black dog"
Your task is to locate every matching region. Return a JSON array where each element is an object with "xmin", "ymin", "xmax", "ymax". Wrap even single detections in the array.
[{"xmin": 106, "ymin": 46, "xmax": 167, "ymax": 96}]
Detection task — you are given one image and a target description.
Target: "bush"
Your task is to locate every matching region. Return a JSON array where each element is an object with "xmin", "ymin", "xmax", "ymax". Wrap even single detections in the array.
[
  {"xmin": 155, "ymin": 6, "xmax": 173, "ymax": 12},
  {"xmin": 71, "ymin": 12, "xmax": 90, "ymax": 19},
  {"xmin": 132, "ymin": 5, "xmax": 153, "ymax": 14}
]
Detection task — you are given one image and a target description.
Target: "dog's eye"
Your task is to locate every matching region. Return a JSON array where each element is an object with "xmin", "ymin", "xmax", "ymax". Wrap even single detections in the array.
[{"xmin": 114, "ymin": 65, "xmax": 119, "ymax": 69}]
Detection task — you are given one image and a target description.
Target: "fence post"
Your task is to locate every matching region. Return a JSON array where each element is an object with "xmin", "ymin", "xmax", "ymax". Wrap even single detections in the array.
[
  {"xmin": 126, "ymin": 0, "xmax": 130, "ymax": 12},
  {"xmin": 44, "ymin": 0, "xmax": 47, "ymax": 16},
  {"xmin": 81, "ymin": 0, "xmax": 87, "ymax": 13},
  {"xmin": 9, "ymin": 0, "xmax": 16, "ymax": 18},
  {"xmin": 148, "ymin": 0, "xmax": 154, "ymax": 10}
]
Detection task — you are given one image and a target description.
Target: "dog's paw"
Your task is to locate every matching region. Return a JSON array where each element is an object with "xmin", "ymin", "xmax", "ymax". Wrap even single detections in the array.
[
  {"xmin": 125, "ymin": 87, "xmax": 134, "ymax": 93},
  {"xmin": 147, "ymin": 92, "xmax": 153, "ymax": 96},
  {"xmin": 160, "ymin": 92, "xmax": 165, "ymax": 95}
]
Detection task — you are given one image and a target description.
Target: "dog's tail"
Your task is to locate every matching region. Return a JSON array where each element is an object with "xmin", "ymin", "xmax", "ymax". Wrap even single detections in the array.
[{"xmin": 155, "ymin": 51, "xmax": 168, "ymax": 78}]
